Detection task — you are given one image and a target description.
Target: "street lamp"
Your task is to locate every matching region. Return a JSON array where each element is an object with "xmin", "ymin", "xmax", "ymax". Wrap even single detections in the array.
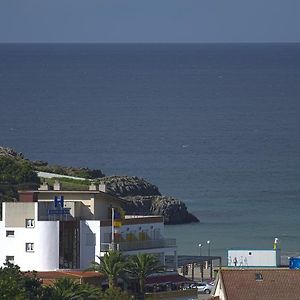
[
  {"xmin": 199, "ymin": 243, "xmax": 204, "ymax": 282},
  {"xmin": 207, "ymin": 240, "xmax": 211, "ymax": 256},
  {"xmin": 207, "ymin": 240, "xmax": 212, "ymax": 280},
  {"xmin": 274, "ymin": 238, "xmax": 279, "ymax": 250},
  {"xmin": 198, "ymin": 243, "xmax": 202, "ymax": 256}
]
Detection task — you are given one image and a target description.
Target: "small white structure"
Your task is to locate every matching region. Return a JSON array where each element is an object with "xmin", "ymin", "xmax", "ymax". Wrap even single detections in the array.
[
  {"xmin": 0, "ymin": 184, "xmax": 177, "ymax": 271},
  {"xmin": 228, "ymin": 249, "xmax": 280, "ymax": 267}
]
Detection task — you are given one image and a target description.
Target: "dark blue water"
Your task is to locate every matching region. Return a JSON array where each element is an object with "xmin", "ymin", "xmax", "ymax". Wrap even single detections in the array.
[{"xmin": 1, "ymin": 43, "xmax": 300, "ymax": 258}]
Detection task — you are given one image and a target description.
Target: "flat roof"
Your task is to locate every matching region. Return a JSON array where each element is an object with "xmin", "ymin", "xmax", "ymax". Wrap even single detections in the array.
[
  {"xmin": 19, "ymin": 190, "xmax": 106, "ymax": 194},
  {"xmin": 166, "ymin": 255, "xmax": 222, "ymax": 268}
]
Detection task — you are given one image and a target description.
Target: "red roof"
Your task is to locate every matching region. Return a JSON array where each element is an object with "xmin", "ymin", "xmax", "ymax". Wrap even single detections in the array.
[
  {"xmin": 28, "ymin": 271, "xmax": 104, "ymax": 286},
  {"xmin": 219, "ymin": 269, "xmax": 300, "ymax": 300},
  {"xmin": 37, "ymin": 271, "xmax": 104, "ymax": 279},
  {"xmin": 145, "ymin": 274, "xmax": 192, "ymax": 285}
]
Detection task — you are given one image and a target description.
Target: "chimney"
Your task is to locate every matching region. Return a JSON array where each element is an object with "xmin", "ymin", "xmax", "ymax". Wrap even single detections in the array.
[
  {"xmin": 99, "ymin": 183, "xmax": 106, "ymax": 193},
  {"xmin": 53, "ymin": 180, "xmax": 61, "ymax": 191},
  {"xmin": 89, "ymin": 182, "xmax": 97, "ymax": 191},
  {"xmin": 38, "ymin": 182, "xmax": 49, "ymax": 191}
]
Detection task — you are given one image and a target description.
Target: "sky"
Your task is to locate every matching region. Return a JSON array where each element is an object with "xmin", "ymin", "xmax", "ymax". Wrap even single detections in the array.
[{"xmin": 0, "ymin": 0, "xmax": 300, "ymax": 43}]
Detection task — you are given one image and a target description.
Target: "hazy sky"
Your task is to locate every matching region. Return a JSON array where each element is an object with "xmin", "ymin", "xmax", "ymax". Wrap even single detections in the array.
[{"xmin": 1, "ymin": 0, "xmax": 300, "ymax": 43}]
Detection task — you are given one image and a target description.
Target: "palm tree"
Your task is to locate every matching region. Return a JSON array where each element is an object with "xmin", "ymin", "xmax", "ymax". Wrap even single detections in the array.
[
  {"xmin": 89, "ymin": 250, "xmax": 126, "ymax": 289},
  {"xmin": 126, "ymin": 253, "xmax": 164, "ymax": 300},
  {"xmin": 43, "ymin": 277, "xmax": 102, "ymax": 300}
]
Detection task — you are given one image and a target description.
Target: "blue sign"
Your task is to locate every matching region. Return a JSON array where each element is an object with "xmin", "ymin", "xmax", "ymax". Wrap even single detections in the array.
[
  {"xmin": 54, "ymin": 195, "xmax": 64, "ymax": 208},
  {"xmin": 48, "ymin": 208, "xmax": 70, "ymax": 215},
  {"xmin": 47, "ymin": 196, "xmax": 70, "ymax": 216}
]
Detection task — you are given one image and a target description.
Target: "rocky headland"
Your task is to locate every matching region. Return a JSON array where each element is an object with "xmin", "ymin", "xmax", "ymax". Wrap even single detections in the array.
[
  {"xmin": 0, "ymin": 146, "xmax": 199, "ymax": 224},
  {"xmin": 96, "ymin": 176, "xmax": 199, "ymax": 224}
]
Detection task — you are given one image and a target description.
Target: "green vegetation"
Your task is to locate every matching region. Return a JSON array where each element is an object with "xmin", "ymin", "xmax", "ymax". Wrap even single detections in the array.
[
  {"xmin": 0, "ymin": 251, "xmax": 164, "ymax": 300},
  {"xmin": 46, "ymin": 177, "xmax": 90, "ymax": 191},
  {"xmin": 43, "ymin": 277, "xmax": 102, "ymax": 300},
  {"xmin": 125, "ymin": 253, "xmax": 164, "ymax": 300},
  {"xmin": 0, "ymin": 157, "xmax": 39, "ymax": 185},
  {"xmin": 35, "ymin": 164, "xmax": 104, "ymax": 179},
  {"xmin": 0, "ymin": 262, "xmax": 43, "ymax": 300},
  {"xmin": 0, "ymin": 262, "xmax": 134, "ymax": 300},
  {"xmin": 100, "ymin": 287, "xmax": 133, "ymax": 300},
  {"xmin": 89, "ymin": 251, "xmax": 127, "ymax": 289},
  {"xmin": 0, "ymin": 157, "xmax": 40, "ymax": 216},
  {"xmin": 90, "ymin": 251, "xmax": 164, "ymax": 300}
]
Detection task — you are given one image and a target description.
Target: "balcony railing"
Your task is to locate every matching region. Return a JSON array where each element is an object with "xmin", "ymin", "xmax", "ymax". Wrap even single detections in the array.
[{"xmin": 100, "ymin": 238, "xmax": 176, "ymax": 252}]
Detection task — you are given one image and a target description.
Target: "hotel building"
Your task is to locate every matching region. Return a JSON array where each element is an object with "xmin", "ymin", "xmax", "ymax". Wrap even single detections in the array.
[{"xmin": 0, "ymin": 182, "xmax": 177, "ymax": 271}]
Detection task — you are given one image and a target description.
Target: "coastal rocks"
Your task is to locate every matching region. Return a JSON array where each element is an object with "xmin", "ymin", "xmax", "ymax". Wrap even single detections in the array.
[
  {"xmin": 0, "ymin": 146, "xmax": 199, "ymax": 225},
  {"xmin": 122, "ymin": 195, "xmax": 199, "ymax": 225},
  {"xmin": 98, "ymin": 176, "xmax": 161, "ymax": 197},
  {"xmin": 97, "ymin": 176, "xmax": 199, "ymax": 224},
  {"xmin": 0, "ymin": 146, "xmax": 24, "ymax": 160},
  {"xmin": 0, "ymin": 146, "xmax": 105, "ymax": 179}
]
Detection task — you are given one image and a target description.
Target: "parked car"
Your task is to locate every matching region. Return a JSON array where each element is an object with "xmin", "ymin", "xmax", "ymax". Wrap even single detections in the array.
[{"xmin": 191, "ymin": 282, "xmax": 213, "ymax": 294}]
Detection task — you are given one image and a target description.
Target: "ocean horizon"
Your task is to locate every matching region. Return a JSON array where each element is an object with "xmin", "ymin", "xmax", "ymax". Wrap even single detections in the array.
[{"xmin": 1, "ymin": 43, "xmax": 300, "ymax": 261}]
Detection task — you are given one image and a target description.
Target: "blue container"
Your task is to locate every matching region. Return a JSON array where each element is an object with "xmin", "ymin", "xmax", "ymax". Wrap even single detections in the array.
[{"xmin": 289, "ymin": 257, "xmax": 300, "ymax": 269}]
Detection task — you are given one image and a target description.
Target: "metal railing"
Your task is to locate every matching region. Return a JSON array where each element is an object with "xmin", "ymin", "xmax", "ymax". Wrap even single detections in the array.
[{"xmin": 100, "ymin": 238, "xmax": 176, "ymax": 252}]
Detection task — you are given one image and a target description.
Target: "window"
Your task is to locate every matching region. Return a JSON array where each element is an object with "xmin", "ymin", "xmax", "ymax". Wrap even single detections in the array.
[
  {"xmin": 6, "ymin": 230, "xmax": 14, "ymax": 237},
  {"xmin": 255, "ymin": 273, "xmax": 263, "ymax": 281},
  {"xmin": 26, "ymin": 219, "xmax": 35, "ymax": 228},
  {"xmin": 6, "ymin": 256, "xmax": 14, "ymax": 264},
  {"xmin": 25, "ymin": 243, "xmax": 34, "ymax": 252}
]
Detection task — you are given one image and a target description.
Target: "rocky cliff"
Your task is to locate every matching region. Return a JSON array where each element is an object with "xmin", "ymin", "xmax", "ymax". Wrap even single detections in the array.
[
  {"xmin": 122, "ymin": 195, "xmax": 199, "ymax": 224},
  {"xmin": 0, "ymin": 146, "xmax": 199, "ymax": 224},
  {"xmin": 97, "ymin": 176, "xmax": 199, "ymax": 224},
  {"xmin": 0, "ymin": 146, "xmax": 105, "ymax": 179}
]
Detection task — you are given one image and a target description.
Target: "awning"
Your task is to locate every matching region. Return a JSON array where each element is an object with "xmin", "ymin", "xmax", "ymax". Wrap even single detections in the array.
[{"xmin": 146, "ymin": 274, "xmax": 193, "ymax": 285}]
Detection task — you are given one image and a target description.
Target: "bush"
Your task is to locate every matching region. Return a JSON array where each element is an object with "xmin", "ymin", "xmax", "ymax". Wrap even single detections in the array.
[{"xmin": 0, "ymin": 157, "xmax": 39, "ymax": 185}]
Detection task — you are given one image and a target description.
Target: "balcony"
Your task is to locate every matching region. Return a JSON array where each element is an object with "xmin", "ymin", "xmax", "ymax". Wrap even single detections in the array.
[{"xmin": 100, "ymin": 238, "xmax": 176, "ymax": 252}]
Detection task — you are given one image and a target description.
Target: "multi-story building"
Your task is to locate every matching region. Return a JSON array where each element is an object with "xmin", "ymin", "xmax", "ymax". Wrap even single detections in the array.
[{"xmin": 0, "ymin": 182, "xmax": 177, "ymax": 271}]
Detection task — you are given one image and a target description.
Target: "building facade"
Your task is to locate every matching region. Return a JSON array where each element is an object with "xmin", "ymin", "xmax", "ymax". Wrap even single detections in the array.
[{"xmin": 0, "ymin": 183, "xmax": 177, "ymax": 271}]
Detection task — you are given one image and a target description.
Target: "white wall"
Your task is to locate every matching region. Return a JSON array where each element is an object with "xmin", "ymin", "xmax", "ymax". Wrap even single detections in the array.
[
  {"xmin": 214, "ymin": 277, "xmax": 226, "ymax": 300},
  {"xmin": 228, "ymin": 250, "xmax": 278, "ymax": 267},
  {"xmin": 0, "ymin": 220, "xmax": 59, "ymax": 271},
  {"xmin": 80, "ymin": 220, "xmax": 101, "ymax": 269}
]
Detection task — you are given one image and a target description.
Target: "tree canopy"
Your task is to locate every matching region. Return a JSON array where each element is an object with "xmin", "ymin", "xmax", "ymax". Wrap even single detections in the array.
[
  {"xmin": 0, "ymin": 262, "xmax": 134, "ymax": 300},
  {"xmin": 125, "ymin": 253, "xmax": 164, "ymax": 299},
  {"xmin": 0, "ymin": 156, "xmax": 39, "ymax": 185},
  {"xmin": 89, "ymin": 251, "xmax": 127, "ymax": 289},
  {"xmin": 0, "ymin": 262, "xmax": 43, "ymax": 300}
]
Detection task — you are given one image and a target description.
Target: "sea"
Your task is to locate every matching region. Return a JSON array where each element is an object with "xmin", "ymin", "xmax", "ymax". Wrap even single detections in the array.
[{"xmin": 0, "ymin": 43, "xmax": 300, "ymax": 261}]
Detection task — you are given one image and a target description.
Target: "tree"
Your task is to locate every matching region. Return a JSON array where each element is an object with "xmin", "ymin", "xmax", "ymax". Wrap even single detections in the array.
[
  {"xmin": 0, "ymin": 157, "xmax": 40, "ymax": 212},
  {"xmin": 43, "ymin": 277, "xmax": 102, "ymax": 300},
  {"xmin": 89, "ymin": 251, "xmax": 127, "ymax": 289},
  {"xmin": 125, "ymin": 253, "xmax": 164, "ymax": 300},
  {"xmin": 0, "ymin": 261, "xmax": 43, "ymax": 300},
  {"xmin": 0, "ymin": 157, "xmax": 39, "ymax": 185},
  {"xmin": 100, "ymin": 287, "xmax": 134, "ymax": 300}
]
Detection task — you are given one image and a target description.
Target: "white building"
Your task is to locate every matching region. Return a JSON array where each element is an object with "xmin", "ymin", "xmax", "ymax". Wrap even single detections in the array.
[
  {"xmin": 0, "ymin": 183, "xmax": 177, "ymax": 271},
  {"xmin": 228, "ymin": 250, "xmax": 280, "ymax": 267}
]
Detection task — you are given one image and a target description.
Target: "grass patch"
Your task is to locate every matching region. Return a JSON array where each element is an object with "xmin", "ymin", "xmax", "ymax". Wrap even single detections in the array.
[{"xmin": 44, "ymin": 177, "xmax": 91, "ymax": 191}]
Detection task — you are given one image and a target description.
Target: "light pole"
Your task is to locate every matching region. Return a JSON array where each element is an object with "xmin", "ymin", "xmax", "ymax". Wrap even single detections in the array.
[
  {"xmin": 207, "ymin": 240, "xmax": 212, "ymax": 280},
  {"xmin": 274, "ymin": 238, "xmax": 279, "ymax": 250},
  {"xmin": 199, "ymin": 243, "xmax": 203, "ymax": 282},
  {"xmin": 207, "ymin": 240, "xmax": 211, "ymax": 256},
  {"xmin": 198, "ymin": 243, "xmax": 202, "ymax": 257}
]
